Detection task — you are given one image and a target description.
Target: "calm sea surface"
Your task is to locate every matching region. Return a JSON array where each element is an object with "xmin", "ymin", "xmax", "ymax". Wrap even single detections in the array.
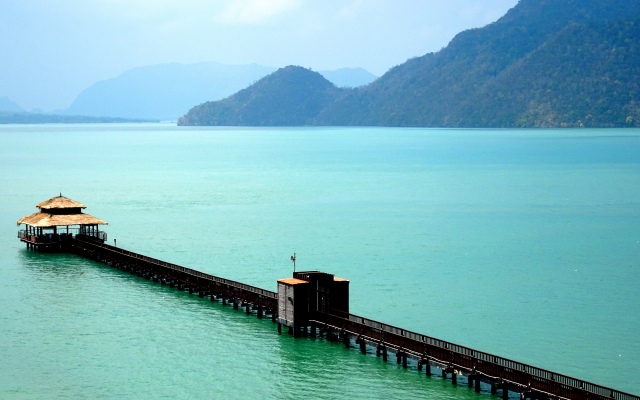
[{"xmin": 1, "ymin": 124, "xmax": 638, "ymax": 399}]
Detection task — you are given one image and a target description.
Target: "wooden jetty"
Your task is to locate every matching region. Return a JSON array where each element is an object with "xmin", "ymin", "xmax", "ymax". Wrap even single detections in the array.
[
  {"xmin": 17, "ymin": 196, "xmax": 640, "ymax": 400},
  {"xmin": 17, "ymin": 194, "xmax": 107, "ymax": 251}
]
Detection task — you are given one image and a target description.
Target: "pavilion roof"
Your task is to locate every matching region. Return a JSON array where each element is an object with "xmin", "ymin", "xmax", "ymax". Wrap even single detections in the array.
[
  {"xmin": 36, "ymin": 195, "xmax": 86, "ymax": 210},
  {"xmin": 17, "ymin": 212, "xmax": 107, "ymax": 228},
  {"xmin": 18, "ymin": 194, "xmax": 107, "ymax": 227}
]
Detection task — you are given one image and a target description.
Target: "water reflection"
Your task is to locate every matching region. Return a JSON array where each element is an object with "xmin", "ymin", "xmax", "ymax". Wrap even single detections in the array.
[{"xmin": 18, "ymin": 249, "xmax": 88, "ymax": 279}]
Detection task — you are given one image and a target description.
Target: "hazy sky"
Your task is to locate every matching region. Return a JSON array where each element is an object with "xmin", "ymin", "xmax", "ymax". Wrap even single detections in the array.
[{"xmin": 1, "ymin": 0, "xmax": 518, "ymax": 111}]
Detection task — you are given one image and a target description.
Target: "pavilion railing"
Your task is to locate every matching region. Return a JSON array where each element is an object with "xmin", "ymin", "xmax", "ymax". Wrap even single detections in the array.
[
  {"xmin": 76, "ymin": 231, "xmax": 107, "ymax": 242},
  {"xmin": 18, "ymin": 230, "xmax": 76, "ymax": 243}
]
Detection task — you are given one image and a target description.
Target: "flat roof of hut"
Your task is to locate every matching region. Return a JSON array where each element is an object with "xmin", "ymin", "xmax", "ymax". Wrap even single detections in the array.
[{"xmin": 17, "ymin": 194, "xmax": 107, "ymax": 228}]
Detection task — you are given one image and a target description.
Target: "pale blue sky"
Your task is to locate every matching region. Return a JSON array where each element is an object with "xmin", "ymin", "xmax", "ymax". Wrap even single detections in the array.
[{"xmin": 1, "ymin": 0, "xmax": 518, "ymax": 111}]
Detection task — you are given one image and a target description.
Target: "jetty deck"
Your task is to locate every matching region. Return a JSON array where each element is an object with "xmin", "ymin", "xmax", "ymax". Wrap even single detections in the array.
[{"xmin": 65, "ymin": 236, "xmax": 637, "ymax": 400}]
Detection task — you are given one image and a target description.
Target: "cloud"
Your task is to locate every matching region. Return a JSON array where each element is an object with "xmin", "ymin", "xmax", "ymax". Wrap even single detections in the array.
[
  {"xmin": 217, "ymin": 0, "xmax": 300, "ymax": 25},
  {"xmin": 338, "ymin": 0, "xmax": 364, "ymax": 20},
  {"xmin": 93, "ymin": 0, "xmax": 187, "ymax": 20}
]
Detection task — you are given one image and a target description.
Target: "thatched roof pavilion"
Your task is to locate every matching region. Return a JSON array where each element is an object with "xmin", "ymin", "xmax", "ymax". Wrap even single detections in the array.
[
  {"xmin": 17, "ymin": 194, "xmax": 108, "ymax": 250},
  {"xmin": 18, "ymin": 195, "xmax": 107, "ymax": 227}
]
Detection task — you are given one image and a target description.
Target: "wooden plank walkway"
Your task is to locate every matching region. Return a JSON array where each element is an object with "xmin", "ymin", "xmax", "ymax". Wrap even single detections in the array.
[
  {"xmin": 66, "ymin": 236, "xmax": 638, "ymax": 400},
  {"xmin": 69, "ymin": 237, "xmax": 278, "ymax": 317}
]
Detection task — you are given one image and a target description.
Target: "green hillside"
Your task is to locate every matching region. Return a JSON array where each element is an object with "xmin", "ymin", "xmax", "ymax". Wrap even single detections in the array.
[
  {"xmin": 179, "ymin": 0, "xmax": 640, "ymax": 128},
  {"xmin": 178, "ymin": 66, "xmax": 344, "ymax": 126}
]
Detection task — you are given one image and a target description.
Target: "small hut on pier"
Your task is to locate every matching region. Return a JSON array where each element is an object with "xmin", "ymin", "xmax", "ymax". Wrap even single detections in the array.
[{"xmin": 17, "ymin": 194, "xmax": 108, "ymax": 251}]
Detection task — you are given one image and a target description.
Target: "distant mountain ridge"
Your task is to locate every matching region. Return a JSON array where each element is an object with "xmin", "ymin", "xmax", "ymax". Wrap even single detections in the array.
[
  {"xmin": 63, "ymin": 63, "xmax": 377, "ymax": 120},
  {"xmin": 0, "ymin": 111, "xmax": 152, "ymax": 124},
  {"xmin": 179, "ymin": 0, "xmax": 640, "ymax": 128},
  {"xmin": 0, "ymin": 96, "xmax": 24, "ymax": 113},
  {"xmin": 64, "ymin": 63, "xmax": 276, "ymax": 120},
  {"xmin": 319, "ymin": 68, "xmax": 377, "ymax": 88}
]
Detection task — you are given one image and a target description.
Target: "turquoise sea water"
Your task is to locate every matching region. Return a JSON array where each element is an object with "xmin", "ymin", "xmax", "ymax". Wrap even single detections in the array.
[{"xmin": 1, "ymin": 124, "xmax": 639, "ymax": 399}]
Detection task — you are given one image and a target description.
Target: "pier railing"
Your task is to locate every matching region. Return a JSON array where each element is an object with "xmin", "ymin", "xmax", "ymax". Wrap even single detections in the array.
[
  {"xmin": 313, "ymin": 311, "xmax": 638, "ymax": 400},
  {"xmin": 75, "ymin": 238, "xmax": 277, "ymax": 301}
]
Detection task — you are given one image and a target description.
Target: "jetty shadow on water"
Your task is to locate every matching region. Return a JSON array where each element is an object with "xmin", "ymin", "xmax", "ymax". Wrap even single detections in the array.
[{"xmin": 18, "ymin": 250, "xmax": 88, "ymax": 280}]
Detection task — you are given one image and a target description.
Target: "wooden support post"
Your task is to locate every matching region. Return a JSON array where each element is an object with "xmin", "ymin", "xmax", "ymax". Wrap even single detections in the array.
[
  {"xmin": 475, "ymin": 376, "xmax": 481, "ymax": 392},
  {"xmin": 245, "ymin": 304, "xmax": 251, "ymax": 314},
  {"xmin": 402, "ymin": 352, "xmax": 407, "ymax": 369},
  {"xmin": 382, "ymin": 346, "xmax": 388, "ymax": 362},
  {"xmin": 257, "ymin": 305, "xmax": 263, "ymax": 319},
  {"xmin": 359, "ymin": 339, "xmax": 366, "ymax": 354},
  {"xmin": 444, "ymin": 368, "xmax": 457, "ymax": 385},
  {"xmin": 309, "ymin": 322, "xmax": 316, "ymax": 337},
  {"xmin": 425, "ymin": 359, "xmax": 431, "ymax": 376},
  {"xmin": 233, "ymin": 299, "xmax": 239, "ymax": 310},
  {"xmin": 396, "ymin": 351, "xmax": 402, "ymax": 364},
  {"xmin": 342, "ymin": 333, "xmax": 350, "ymax": 348},
  {"xmin": 277, "ymin": 323, "xmax": 282, "ymax": 334}
]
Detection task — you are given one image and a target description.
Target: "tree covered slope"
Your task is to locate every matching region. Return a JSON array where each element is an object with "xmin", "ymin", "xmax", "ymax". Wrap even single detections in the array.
[{"xmin": 180, "ymin": 0, "xmax": 640, "ymax": 128}]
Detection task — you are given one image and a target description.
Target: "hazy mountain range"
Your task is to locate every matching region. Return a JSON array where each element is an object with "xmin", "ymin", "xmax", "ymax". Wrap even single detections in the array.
[
  {"xmin": 179, "ymin": 0, "xmax": 640, "ymax": 128},
  {"xmin": 0, "ymin": 96, "xmax": 24, "ymax": 113},
  {"xmin": 0, "ymin": 64, "xmax": 376, "ymax": 122}
]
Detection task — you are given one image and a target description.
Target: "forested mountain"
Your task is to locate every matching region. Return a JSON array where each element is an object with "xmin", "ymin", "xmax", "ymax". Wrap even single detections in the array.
[
  {"xmin": 179, "ymin": 66, "xmax": 343, "ymax": 126},
  {"xmin": 179, "ymin": 0, "xmax": 640, "ymax": 128}
]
